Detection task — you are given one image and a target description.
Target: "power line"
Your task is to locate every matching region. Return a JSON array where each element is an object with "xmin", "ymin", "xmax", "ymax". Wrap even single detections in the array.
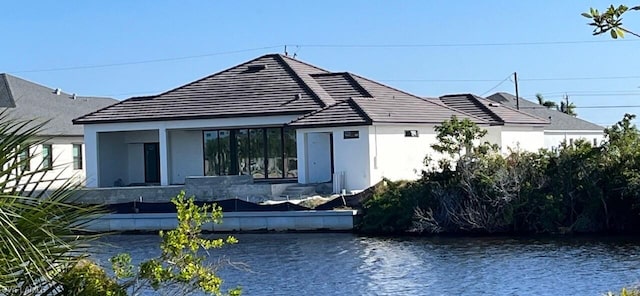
[
  {"xmin": 380, "ymin": 75, "xmax": 640, "ymax": 83},
  {"xmin": 480, "ymin": 74, "xmax": 513, "ymax": 97},
  {"xmin": 9, "ymin": 45, "xmax": 284, "ymax": 74},
  {"xmin": 521, "ymin": 75, "xmax": 640, "ymax": 82},
  {"xmin": 8, "ymin": 39, "xmax": 640, "ymax": 74},
  {"xmin": 576, "ymin": 105, "xmax": 640, "ymax": 109},
  {"xmin": 293, "ymin": 39, "xmax": 640, "ymax": 48}
]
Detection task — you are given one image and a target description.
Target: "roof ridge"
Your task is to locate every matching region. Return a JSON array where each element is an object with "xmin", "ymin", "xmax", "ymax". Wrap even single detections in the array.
[
  {"xmin": 344, "ymin": 73, "xmax": 374, "ymax": 98},
  {"xmin": 275, "ymin": 55, "xmax": 335, "ymax": 107},
  {"xmin": 278, "ymin": 54, "xmax": 331, "ymax": 73},
  {"xmin": 467, "ymin": 94, "xmax": 504, "ymax": 124},
  {"xmin": 289, "ymin": 98, "xmax": 372, "ymax": 125}
]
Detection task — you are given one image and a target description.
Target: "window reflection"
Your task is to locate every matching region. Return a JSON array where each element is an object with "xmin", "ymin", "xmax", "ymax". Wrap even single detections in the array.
[
  {"xmin": 267, "ymin": 128, "xmax": 283, "ymax": 178},
  {"xmin": 284, "ymin": 129, "xmax": 297, "ymax": 178},
  {"xmin": 203, "ymin": 127, "xmax": 296, "ymax": 179}
]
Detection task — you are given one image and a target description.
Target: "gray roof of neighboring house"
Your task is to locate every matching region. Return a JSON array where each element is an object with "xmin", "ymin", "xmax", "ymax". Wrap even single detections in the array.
[
  {"xmin": 438, "ymin": 94, "xmax": 549, "ymax": 126},
  {"xmin": 76, "ymin": 53, "xmax": 488, "ymax": 127},
  {"xmin": 0, "ymin": 74, "xmax": 117, "ymax": 136},
  {"xmin": 486, "ymin": 92, "xmax": 604, "ymax": 131}
]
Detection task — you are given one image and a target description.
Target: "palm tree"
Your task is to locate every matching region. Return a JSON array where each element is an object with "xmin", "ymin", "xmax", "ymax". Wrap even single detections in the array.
[
  {"xmin": 535, "ymin": 93, "xmax": 558, "ymax": 110},
  {"xmin": 0, "ymin": 111, "xmax": 104, "ymax": 295},
  {"xmin": 560, "ymin": 94, "xmax": 578, "ymax": 116}
]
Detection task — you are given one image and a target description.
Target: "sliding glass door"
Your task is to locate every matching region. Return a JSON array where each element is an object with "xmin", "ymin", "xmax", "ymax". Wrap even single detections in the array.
[{"xmin": 203, "ymin": 127, "xmax": 297, "ymax": 179}]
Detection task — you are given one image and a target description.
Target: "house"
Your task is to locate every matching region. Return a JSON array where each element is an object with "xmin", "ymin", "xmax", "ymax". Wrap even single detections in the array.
[
  {"xmin": 436, "ymin": 94, "xmax": 549, "ymax": 153},
  {"xmin": 73, "ymin": 54, "xmax": 554, "ymax": 193},
  {"xmin": 487, "ymin": 92, "xmax": 604, "ymax": 149},
  {"xmin": 0, "ymin": 73, "xmax": 117, "ymax": 187}
]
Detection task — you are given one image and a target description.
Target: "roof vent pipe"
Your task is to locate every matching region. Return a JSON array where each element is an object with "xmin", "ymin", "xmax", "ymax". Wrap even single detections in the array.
[
  {"xmin": 54, "ymin": 88, "xmax": 61, "ymax": 95},
  {"xmin": 71, "ymin": 93, "xmax": 77, "ymax": 100}
]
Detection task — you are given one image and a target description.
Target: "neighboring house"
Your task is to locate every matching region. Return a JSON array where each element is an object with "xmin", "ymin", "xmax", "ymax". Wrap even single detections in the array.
[
  {"xmin": 0, "ymin": 74, "xmax": 117, "ymax": 187},
  {"xmin": 486, "ymin": 92, "xmax": 605, "ymax": 149},
  {"xmin": 74, "ymin": 54, "xmax": 494, "ymax": 192},
  {"xmin": 436, "ymin": 94, "xmax": 549, "ymax": 153}
]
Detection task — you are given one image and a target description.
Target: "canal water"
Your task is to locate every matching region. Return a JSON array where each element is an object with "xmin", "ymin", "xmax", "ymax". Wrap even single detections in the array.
[{"xmin": 92, "ymin": 233, "xmax": 640, "ymax": 295}]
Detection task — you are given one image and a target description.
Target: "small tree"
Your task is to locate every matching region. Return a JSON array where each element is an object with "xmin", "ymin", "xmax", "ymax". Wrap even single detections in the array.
[
  {"xmin": 431, "ymin": 116, "xmax": 493, "ymax": 159},
  {"xmin": 109, "ymin": 191, "xmax": 241, "ymax": 296}
]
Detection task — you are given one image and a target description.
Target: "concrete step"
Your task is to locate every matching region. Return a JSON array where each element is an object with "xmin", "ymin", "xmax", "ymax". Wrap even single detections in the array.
[{"xmin": 280, "ymin": 185, "xmax": 317, "ymax": 199}]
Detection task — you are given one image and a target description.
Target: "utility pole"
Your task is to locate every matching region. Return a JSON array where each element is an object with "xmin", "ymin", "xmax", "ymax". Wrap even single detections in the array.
[{"xmin": 514, "ymin": 72, "xmax": 519, "ymax": 110}]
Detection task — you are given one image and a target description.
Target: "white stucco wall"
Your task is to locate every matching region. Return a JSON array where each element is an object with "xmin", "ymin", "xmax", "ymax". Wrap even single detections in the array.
[
  {"xmin": 296, "ymin": 126, "xmax": 371, "ymax": 192},
  {"xmin": 544, "ymin": 130, "xmax": 604, "ymax": 150},
  {"xmin": 83, "ymin": 115, "xmax": 299, "ymax": 187},
  {"xmin": 499, "ymin": 126, "xmax": 546, "ymax": 153},
  {"xmin": 15, "ymin": 137, "xmax": 86, "ymax": 190},
  {"xmin": 369, "ymin": 124, "xmax": 441, "ymax": 184},
  {"xmin": 483, "ymin": 126, "xmax": 502, "ymax": 149},
  {"xmin": 169, "ymin": 130, "xmax": 204, "ymax": 184}
]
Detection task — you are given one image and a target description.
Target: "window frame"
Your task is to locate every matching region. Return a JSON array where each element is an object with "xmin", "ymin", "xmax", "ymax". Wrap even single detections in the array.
[
  {"xmin": 343, "ymin": 130, "xmax": 359, "ymax": 139},
  {"xmin": 42, "ymin": 144, "xmax": 53, "ymax": 170},
  {"xmin": 404, "ymin": 130, "xmax": 419, "ymax": 137},
  {"xmin": 72, "ymin": 144, "xmax": 83, "ymax": 170}
]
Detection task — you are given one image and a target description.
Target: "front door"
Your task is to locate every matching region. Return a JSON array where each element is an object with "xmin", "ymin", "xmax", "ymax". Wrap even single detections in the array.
[
  {"xmin": 306, "ymin": 132, "xmax": 333, "ymax": 183},
  {"xmin": 144, "ymin": 143, "xmax": 160, "ymax": 183}
]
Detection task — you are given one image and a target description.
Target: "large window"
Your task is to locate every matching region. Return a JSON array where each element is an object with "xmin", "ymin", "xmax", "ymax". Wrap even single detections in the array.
[
  {"xmin": 72, "ymin": 144, "xmax": 83, "ymax": 170},
  {"xmin": 203, "ymin": 127, "xmax": 297, "ymax": 179},
  {"xmin": 42, "ymin": 144, "xmax": 52, "ymax": 170}
]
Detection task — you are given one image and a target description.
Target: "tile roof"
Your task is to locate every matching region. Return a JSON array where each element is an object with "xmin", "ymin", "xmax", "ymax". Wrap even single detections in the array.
[
  {"xmin": 486, "ymin": 92, "xmax": 604, "ymax": 131},
  {"xmin": 0, "ymin": 74, "xmax": 116, "ymax": 136},
  {"xmin": 75, "ymin": 54, "xmax": 330, "ymax": 124},
  {"xmin": 288, "ymin": 99, "xmax": 371, "ymax": 128},
  {"xmin": 310, "ymin": 73, "xmax": 372, "ymax": 101},
  {"xmin": 74, "ymin": 53, "xmax": 486, "ymax": 127},
  {"xmin": 438, "ymin": 94, "xmax": 549, "ymax": 125}
]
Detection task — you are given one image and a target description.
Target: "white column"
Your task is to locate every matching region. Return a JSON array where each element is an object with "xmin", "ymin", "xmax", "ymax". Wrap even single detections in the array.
[
  {"xmin": 84, "ymin": 127, "xmax": 99, "ymax": 187},
  {"xmin": 159, "ymin": 127, "xmax": 169, "ymax": 186},
  {"xmin": 296, "ymin": 130, "xmax": 307, "ymax": 184}
]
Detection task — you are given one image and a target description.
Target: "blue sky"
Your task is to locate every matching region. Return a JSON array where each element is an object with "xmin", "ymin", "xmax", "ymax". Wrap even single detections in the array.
[{"xmin": 3, "ymin": 1, "xmax": 639, "ymax": 126}]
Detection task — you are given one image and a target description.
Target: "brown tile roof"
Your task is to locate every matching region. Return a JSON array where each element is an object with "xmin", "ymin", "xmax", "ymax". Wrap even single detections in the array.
[
  {"xmin": 310, "ymin": 73, "xmax": 372, "ymax": 101},
  {"xmin": 74, "ymin": 54, "xmax": 492, "ymax": 127},
  {"xmin": 74, "ymin": 54, "xmax": 329, "ymax": 124},
  {"xmin": 288, "ymin": 99, "xmax": 371, "ymax": 128},
  {"xmin": 439, "ymin": 94, "xmax": 549, "ymax": 126}
]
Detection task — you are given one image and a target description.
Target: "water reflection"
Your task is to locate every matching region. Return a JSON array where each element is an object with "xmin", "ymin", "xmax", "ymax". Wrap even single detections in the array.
[{"xmin": 92, "ymin": 234, "xmax": 640, "ymax": 296}]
